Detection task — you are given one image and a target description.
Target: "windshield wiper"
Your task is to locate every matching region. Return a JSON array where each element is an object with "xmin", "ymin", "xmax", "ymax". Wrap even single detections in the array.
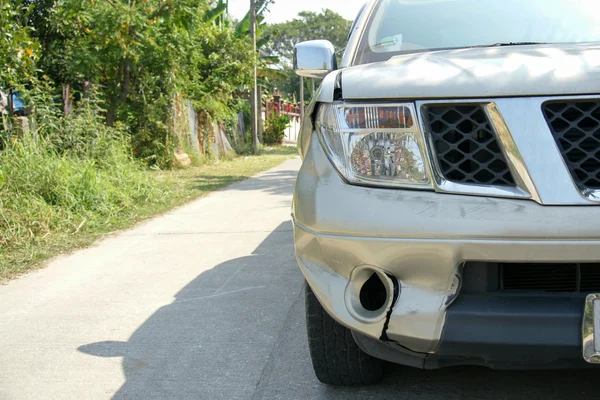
[{"xmin": 476, "ymin": 42, "xmax": 549, "ymax": 48}]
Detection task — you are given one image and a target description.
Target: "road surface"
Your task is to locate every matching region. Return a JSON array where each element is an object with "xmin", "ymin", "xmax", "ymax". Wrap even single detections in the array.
[{"xmin": 0, "ymin": 157, "xmax": 597, "ymax": 399}]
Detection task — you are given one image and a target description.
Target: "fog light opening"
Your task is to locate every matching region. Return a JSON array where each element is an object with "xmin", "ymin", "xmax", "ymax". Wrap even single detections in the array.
[
  {"xmin": 359, "ymin": 273, "xmax": 388, "ymax": 312},
  {"xmin": 345, "ymin": 265, "xmax": 398, "ymax": 324}
]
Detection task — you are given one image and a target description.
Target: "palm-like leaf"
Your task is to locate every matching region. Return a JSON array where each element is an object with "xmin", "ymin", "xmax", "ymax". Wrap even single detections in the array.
[{"xmin": 204, "ymin": 1, "xmax": 227, "ymax": 23}]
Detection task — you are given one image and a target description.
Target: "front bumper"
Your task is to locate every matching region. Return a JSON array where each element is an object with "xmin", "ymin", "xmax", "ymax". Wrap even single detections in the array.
[
  {"xmin": 294, "ymin": 134, "xmax": 600, "ymax": 361},
  {"xmin": 353, "ymin": 293, "xmax": 589, "ymax": 369}
]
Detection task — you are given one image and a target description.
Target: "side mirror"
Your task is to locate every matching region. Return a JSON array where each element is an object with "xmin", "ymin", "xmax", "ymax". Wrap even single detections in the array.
[{"xmin": 294, "ymin": 40, "xmax": 337, "ymax": 79}]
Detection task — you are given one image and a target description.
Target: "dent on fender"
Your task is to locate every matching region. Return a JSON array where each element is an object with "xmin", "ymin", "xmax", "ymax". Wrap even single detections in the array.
[
  {"xmin": 313, "ymin": 70, "xmax": 342, "ymax": 103},
  {"xmin": 299, "ymin": 70, "xmax": 343, "ymax": 159}
]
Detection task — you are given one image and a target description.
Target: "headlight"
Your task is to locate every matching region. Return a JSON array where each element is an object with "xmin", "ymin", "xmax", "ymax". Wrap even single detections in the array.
[{"xmin": 315, "ymin": 102, "xmax": 432, "ymax": 188}]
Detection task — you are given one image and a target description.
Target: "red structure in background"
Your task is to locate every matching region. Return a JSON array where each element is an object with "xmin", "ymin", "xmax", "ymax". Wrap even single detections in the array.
[{"xmin": 264, "ymin": 89, "xmax": 302, "ymax": 122}]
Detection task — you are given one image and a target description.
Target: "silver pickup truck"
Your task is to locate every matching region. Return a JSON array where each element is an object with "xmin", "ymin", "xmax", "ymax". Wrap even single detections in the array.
[{"xmin": 293, "ymin": 0, "xmax": 600, "ymax": 386}]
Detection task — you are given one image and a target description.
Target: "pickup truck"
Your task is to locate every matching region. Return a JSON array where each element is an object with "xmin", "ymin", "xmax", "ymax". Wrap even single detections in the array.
[{"xmin": 293, "ymin": 0, "xmax": 600, "ymax": 386}]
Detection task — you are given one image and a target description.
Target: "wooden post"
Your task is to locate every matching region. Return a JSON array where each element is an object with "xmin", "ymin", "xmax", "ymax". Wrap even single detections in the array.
[
  {"xmin": 264, "ymin": 99, "xmax": 269, "ymax": 122},
  {"xmin": 273, "ymin": 89, "xmax": 281, "ymax": 114},
  {"xmin": 7, "ymin": 89, "xmax": 14, "ymax": 116},
  {"xmin": 197, "ymin": 111, "xmax": 206, "ymax": 154},
  {"xmin": 237, "ymin": 112, "xmax": 245, "ymax": 142},
  {"xmin": 63, "ymin": 84, "xmax": 73, "ymax": 115}
]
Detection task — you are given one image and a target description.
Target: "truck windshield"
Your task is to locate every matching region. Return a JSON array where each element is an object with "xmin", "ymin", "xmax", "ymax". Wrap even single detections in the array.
[{"xmin": 354, "ymin": 0, "xmax": 600, "ymax": 65}]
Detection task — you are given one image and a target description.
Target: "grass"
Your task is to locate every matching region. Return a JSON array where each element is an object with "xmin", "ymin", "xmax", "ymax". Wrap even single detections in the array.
[
  {"xmin": 0, "ymin": 144, "xmax": 297, "ymax": 281},
  {"xmin": 153, "ymin": 146, "xmax": 297, "ymax": 203}
]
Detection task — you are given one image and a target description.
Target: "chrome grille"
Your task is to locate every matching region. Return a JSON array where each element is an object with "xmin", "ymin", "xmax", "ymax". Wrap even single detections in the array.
[
  {"xmin": 542, "ymin": 100, "xmax": 600, "ymax": 189},
  {"xmin": 425, "ymin": 105, "xmax": 515, "ymax": 186}
]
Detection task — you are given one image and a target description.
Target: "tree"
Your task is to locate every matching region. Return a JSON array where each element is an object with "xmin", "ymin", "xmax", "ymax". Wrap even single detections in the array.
[
  {"xmin": 265, "ymin": 9, "xmax": 351, "ymax": 66},
  {"xmin": 0, "ymin": 0, "xmax": 39, "ymax": 89},
  {"xmin": 179, "ymin": 13, "xmax": 253, "ymax": 119},
  {"xmin": 47, "ymin": 1, "xmax": 201, "ymax": 119},
  {"xmin": 16, "ymin": 0, "xmax": 58, "ymax": 81},
  {"xmin": 22, "ymin": 0, "xmax": 255, "ymax": 162},
  {"xmin": 4, "ymin": 0, "xmax": 260, "ymax": 164},
  {"xmin": 264, "ymin": 9, "xmax": 351, "ymax": 103}
]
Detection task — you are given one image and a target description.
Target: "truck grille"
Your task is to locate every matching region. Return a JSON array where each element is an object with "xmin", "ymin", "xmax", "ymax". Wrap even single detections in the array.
[
  {"xmin": 501, "ymin": 263, "xmax": 600, "ymax": 293},
  {"xmin": 424, "ymin": 105, "xmax": 515, "ymax": 186},
  {"xmin": 542, "ymin": 100, "xmax": 600, "ymax": 189},
  {"xmin": 462, "ymin": 262, "xmax": 600, "ymax": 294}
]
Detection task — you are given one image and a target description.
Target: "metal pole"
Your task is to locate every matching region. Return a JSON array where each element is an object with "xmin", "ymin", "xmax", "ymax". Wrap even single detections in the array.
[{"xmin": 250, "ymin": 0, "xmax": 259, "ymax": 154}]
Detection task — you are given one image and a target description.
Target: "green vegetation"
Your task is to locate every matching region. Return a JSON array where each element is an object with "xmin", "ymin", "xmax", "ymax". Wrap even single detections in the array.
[
  {"xmin": 0, "ymin": 143, "xmax": 296, "ymax": 281},
  {"xmin": 153, "ymin": 146, "xmax": 296, "ymax": 201},
  {"xmin": 265, "ymin": 10, "xmax": 352, "ymax": 103},
  {"xmin": 263, "ymin": 113, "xmax": 290, "ymax": 145},
  {"xmin": 1, "ymin": 0, "xmax": 267, "ymax": 164},
  {"xmin": 0, "ymin": 1, "xmax": 347, "ymax": 280}
]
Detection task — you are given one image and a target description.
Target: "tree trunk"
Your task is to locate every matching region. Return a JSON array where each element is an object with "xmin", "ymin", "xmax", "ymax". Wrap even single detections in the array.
[
  {"xmin": 106, "ymin": 102, "xmax": 117, "ymax": 125},
  {"xmin": 106, "ymin": 63, "xmax": 124, "ymax": 126},
  {"xmin": 106, "ymin": 87, "xmax": 119, "ymax": 126},
  {"xmin": 120, "ymin": 59, "xmax": 131, "ymax": 103}
]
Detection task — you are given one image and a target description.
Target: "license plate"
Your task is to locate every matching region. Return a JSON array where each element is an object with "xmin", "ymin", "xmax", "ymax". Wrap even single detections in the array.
[{"xmin": 583, "ymin": 294, "xmax": 600, "ymax": 363}]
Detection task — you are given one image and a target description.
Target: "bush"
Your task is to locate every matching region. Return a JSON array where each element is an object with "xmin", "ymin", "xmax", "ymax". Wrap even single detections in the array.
[
  {"xmin": 263, "ymin": 113, "xmax": 290, "ymax": 145},
  {"xmin": 233, "ymin": 141, "xmax": 254, "ymax": 156},
  {"xmin": 0, "ymin": 98, "xmax": 164, "ymax": 266}
]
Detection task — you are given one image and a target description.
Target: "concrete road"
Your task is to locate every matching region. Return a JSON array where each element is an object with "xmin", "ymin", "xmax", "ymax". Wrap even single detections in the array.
[{"xmin": 0, "ymin": 157, "xmax": 598, "ymax": 400}]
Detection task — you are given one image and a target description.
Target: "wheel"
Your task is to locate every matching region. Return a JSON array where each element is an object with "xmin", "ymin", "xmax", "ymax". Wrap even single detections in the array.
[{"xmin": 305, "ymin": 281, "xmax": 385, "ymax": 385}]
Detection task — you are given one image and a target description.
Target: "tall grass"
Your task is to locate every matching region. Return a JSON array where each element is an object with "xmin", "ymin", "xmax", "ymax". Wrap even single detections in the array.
[
  {"xmin": 0, "ymin": 92, "xmax": 298, "ymax": 280},
  {"xmin": 0, "ymin": 98, "xmax": 165, "ymax": 275}
]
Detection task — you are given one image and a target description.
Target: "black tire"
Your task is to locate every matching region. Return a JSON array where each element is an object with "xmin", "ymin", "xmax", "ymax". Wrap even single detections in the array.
[{"xmin": 305, "ymin": 281, "xmax": 385, "ymax": 385}]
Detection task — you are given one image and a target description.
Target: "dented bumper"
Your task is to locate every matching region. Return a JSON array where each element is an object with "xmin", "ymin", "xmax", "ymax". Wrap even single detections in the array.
[{"xmin": 294, "ymin": 134, "xmax": 600, "ymax": 355}]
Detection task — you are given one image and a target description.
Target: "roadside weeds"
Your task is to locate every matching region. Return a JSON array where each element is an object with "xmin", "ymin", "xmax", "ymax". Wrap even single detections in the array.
[{"xmin": 0, "ymin": 146, "xmax": 298, "ymax": 282}]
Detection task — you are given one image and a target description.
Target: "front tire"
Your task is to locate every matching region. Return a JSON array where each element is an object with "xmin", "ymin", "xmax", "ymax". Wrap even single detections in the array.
[{"xmin": 305, "ymin": 281, "xmax": 385, "ymax": 385}]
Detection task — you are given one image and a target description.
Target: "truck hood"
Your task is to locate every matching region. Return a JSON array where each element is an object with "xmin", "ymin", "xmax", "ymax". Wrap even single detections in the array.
[{"xmin": 342, "ymin": 42, "xmax": 600, "ymax": 100}]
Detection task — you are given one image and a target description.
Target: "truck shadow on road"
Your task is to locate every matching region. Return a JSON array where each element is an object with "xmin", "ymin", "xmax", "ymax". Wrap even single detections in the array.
[
  {"xmin": 77, "ymin": 219, "xmax": 599, "ymax": 400},
  {"xmin": 78, "ymin": 221, "xmax": 302, "ymax": 399}
]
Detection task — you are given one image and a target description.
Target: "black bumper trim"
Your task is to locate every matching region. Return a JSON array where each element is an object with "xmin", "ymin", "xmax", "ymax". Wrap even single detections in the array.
[
  {"xmin": 354, "ymin": 293, "xmax": 597, "ymax": 369},
  {"xmin": 437, "ymin": 294, "xmax": 583, "ymax": 363}
]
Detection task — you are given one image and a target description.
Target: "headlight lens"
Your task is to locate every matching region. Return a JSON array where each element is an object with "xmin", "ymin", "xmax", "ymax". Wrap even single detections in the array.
[{"xmin": 316, "ymin": 102, "xmax": 432, "ymax": 188}]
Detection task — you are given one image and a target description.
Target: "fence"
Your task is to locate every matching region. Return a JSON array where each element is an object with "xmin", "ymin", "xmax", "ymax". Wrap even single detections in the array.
[
  {"xmin": 174, "ymin": 90, "xmax": 302, "ymax": 159},
  {"xmin": 264, "ymin": 89, "xmax": 302, "ymax": 142},
  {"xmin": 172, "ymin": 95, "xmax": 233, "ymax": 161}
]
